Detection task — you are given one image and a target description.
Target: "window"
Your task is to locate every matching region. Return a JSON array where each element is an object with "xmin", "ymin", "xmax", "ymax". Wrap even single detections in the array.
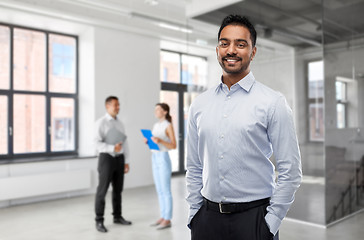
[
  {"xmin": 160, "ymin": 51, "xmax": 180, "ymax": 83},
  {"xmin": 0, "ymin": 26, "xmax": 10, "ymax": 89},
  {"xmin": 13, "ymin": 28, "xmax": 46, "ymax": 91},
  {"xmin": 160, "ymin": 50, "xmax": 207, "ymax": 173},
  {"xmin": 0, "ymin": 96, "xmax": 7, "ymax": 155},
  {"xmin": 51, "ymin": 98, "xmax": 75, "ymax": 151},
  {"xmin": 160, "ymin": 50, "xmax": 207, "ymax": 86},
  {"xmin": 13, "ymin": 94, "xmax": 46, "ymax": 153},
  {"xmin": 0, "ymin": 24, "xmax": 78, "ymax": 160},
  {"xmin": 181, "ymin": 55, "xmax": 207, "ymax": 86},
  {"xmin": 335, "ymin": 80, "xmax": 347, "ymax": 129},
  {"xmin": 49, "ymin": 35, "xmax": 76, "ymax": 93},
  {"xmin": 308, "ymin": 60, "xmax": 324, "ymax": 141}
]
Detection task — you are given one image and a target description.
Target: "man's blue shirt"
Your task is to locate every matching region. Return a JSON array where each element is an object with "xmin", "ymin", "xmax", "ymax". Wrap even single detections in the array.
[{"xmin": 186, "ymin": 72, "xmax": 302, "ymax": 235}]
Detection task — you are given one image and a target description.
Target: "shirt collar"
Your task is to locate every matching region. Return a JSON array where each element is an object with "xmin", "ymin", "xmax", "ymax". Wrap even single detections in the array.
[
  {"xmin": 105, "ymin": 113, "xmax": 117, "ymax": 121},
  {"xmin": 237, "ymin": 71, "xmax": 255, "ymax": 92},
  {"xmin": 215, "ymin": 71, "xmax": 256, "ymax": 93}
]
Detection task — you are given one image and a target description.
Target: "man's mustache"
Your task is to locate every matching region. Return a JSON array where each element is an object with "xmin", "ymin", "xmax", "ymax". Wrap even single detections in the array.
[{"xmin": 222, "ymin": 56, "xmax": 242, "ymax": 61}]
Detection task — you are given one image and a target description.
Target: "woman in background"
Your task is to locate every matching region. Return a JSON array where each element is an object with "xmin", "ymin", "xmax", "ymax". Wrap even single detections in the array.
[{"xmin": 145, "ymin": 103, "xmax": 176, "ymax": 230}]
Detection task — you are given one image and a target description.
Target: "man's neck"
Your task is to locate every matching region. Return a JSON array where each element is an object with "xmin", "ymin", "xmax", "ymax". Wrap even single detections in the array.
[
  {"xmin": 107, "ymin": 112, "xmax": 117, "ymax": 119},
  {"xmin": 222, "ymin": 72, "xmax": 249, "ymax": 90}
]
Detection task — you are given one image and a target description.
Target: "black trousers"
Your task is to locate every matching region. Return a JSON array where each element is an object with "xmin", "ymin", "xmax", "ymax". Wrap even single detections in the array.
[
  {"xmin": 191, "ymin": 201, "xmax": 279, "ymax": 240},
  {"xmin": 95, "ymin": 153, "xmax": 125, "ymax": 222}
]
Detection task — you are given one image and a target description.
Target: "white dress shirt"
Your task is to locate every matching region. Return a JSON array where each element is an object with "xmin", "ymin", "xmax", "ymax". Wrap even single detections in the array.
[
  {"xmin": 186, "ymin": 72, "xmax": 302, "ymax": 235},
  {"xmin": 94, "ymin": 113, "xmax": 130, "ymax": 163}
]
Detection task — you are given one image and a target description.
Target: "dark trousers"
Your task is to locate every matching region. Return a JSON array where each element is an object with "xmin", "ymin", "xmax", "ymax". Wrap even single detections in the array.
[
  {"xmin": 95, "ymin": 153, "xmax": 125, "ymax": 222},
  {"xmin": 191, "ymin": 201, "xmax": 279, "ymax": 240}
]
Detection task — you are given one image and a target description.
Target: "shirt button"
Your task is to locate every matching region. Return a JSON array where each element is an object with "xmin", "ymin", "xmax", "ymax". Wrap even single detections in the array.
[
  {"xmin": 220, "ymin": 155, "xmax": 224, "ymax": 159},
  {"xmin": 223, "ymin": 114, "xmax": 227, "ymax": 118},
  {"xmin": 220, "ymin": 134, "xmax": 224, "ymax": 139},
  {"xmin": 227, "ymin": 96, "xmax": 231, "ymax": 99}
]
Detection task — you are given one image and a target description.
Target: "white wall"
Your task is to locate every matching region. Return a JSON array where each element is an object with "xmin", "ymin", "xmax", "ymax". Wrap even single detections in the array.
[
  {"xmin": 93, "ymin": 26, "xmax": 160, "ymax": 188},
  {"xmin": 0, "ymin": 7, "xmax": 160, "ymax": 207},
  {"xmin": 78, "ymin": 27, "xmax": 96, "ymax": 156},
  {"xmin": 0, "ymin": 158, "xmax": 98, "ymax": 207}
]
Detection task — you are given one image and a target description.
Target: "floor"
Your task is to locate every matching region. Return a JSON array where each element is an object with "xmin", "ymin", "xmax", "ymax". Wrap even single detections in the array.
[
  {"xmin": 286, "ymin": 175, "xmax": 325, "ymax": 224},
  {"xmin": 1, "ymin": 176, "xmax": 364, "ymax": 240}
]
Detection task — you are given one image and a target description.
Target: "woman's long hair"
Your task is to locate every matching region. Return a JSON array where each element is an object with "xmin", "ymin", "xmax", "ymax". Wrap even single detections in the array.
[{"xmin": 156, "ymin": 103, "xmax": 172, "ymax": 123}]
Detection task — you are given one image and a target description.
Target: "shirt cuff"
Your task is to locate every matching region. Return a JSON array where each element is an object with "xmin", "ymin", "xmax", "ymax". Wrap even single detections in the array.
[
  {"xmin": 107, "ymin": 145, "xmax": 114, "ymax": 153},
  {"xmin": 188, "ymin": 207, "xmax": 200, "ymax": 225},
  {"xmin": 265, "ymin": 212, "xmax": 281, "ymax": 235}
]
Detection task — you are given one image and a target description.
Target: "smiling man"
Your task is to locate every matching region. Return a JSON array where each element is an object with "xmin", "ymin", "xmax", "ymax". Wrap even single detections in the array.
[{"xmin": 186, "ymin": 15, "xmax": 302, "ymax": 240}]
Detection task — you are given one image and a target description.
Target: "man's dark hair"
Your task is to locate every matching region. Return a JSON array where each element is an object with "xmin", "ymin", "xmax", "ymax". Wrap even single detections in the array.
[
  {"xmin": 218, "ymin": 15, "xmax": 257, "ymax": 47},
  {"xmin": 105, "ymin": 96, "xmax": 118, "ymax": 104}
]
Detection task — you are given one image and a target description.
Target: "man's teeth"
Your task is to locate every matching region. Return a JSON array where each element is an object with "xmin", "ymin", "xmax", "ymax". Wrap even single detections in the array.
[{"xmin": 227, "ymin": 59, "xmax": 237, "ymax": 62}]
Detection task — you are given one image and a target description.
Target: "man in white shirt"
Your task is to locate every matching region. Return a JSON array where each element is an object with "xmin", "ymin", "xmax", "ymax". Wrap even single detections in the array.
[
  {"xmin": 186, "ymin": 15, "xmax": 302, "ymax": 240},
  {"xmin": 94, "ymin": 96, "xmax": 131, "ymax": 233}
]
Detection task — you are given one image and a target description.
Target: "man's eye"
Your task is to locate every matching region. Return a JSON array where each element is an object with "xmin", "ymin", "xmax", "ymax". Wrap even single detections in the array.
[
  {"xmin": 220, "ymin": 42, "xmax": 228, "ymax": 47},
  {"xmin": 237, "ymin": 44, "xmax": 246, "ymax": 48}
]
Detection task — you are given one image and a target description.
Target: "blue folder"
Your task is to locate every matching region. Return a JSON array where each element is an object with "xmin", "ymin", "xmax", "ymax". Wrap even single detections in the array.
[{"xmin": 141, "ymin": 129, "xmax": 160, "ymax": 150}]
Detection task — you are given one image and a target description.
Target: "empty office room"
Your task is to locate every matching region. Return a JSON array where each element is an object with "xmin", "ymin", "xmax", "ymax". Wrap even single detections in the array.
[{"xmin": 1, "ymin": 0, "xmax": 364, "ymax": 239}]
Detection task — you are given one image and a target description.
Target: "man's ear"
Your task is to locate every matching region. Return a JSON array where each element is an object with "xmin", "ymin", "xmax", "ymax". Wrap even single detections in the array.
[{"xmin": 250, "ymin": 46, "xmax": 257, "ymax": 61}]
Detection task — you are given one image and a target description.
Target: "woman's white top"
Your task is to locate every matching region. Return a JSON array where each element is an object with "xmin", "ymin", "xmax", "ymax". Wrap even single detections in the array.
[{"xmin": 152, "ymin": 119, "xmax": 171, "ymax": 152}]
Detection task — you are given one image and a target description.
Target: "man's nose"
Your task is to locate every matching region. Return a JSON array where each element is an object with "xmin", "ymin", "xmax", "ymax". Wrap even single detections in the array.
[{"xmin": 227, "ymin": 44, "xmax": 237, "ymax": 55}]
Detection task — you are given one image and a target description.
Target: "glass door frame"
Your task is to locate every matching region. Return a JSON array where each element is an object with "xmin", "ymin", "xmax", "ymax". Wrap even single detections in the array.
[{"xmin": 161, "ymin": 82, "xmax": 187, "ymax": 175}]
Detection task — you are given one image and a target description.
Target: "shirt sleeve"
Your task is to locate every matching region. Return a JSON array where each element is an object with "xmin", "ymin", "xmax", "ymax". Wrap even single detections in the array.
[
  {"xmin": 186, "ymin": 103, "xmax": 204, "ymax": 226},
  {"xmin": 94, "ymin": 119, "xmax": 115, "ymax": 154},
  {"xmin": 265, "ymin": 95, "xmax": 302, "ymax": 235}
]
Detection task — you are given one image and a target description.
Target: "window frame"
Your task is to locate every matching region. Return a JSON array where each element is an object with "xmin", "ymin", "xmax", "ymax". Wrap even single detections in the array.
[
  {"xmin": 0, "ymin": 22, "xmax": 78, "ymax": 161},
  {"xmin": 306, "ymin": 59, "xmax": 324, "ymax": 142},
  {"xmin": 335, "ymin": 80, "xmax": 348, "ymax": 129}
]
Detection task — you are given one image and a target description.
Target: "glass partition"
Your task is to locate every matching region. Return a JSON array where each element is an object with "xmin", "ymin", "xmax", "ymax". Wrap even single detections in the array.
[
  {"xmin": 280, "ymin": 0, "xmax": 364, "ymax": 226},
  {"xmin": 286, "ymin": 55, "xmax": 325, "ymax": 225},
  {"xmin": 323, "ymin": 0, "xmax": 364, "ymax": 224}
]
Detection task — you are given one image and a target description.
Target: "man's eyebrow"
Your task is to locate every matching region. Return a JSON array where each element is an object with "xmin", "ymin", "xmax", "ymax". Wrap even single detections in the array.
[
  {"xmin": 236, "ymin": 39, "xmax": 248, "ymax": 44},
  {"xmin": 219, "ymin": 38, "xmax": 249, "ymax": 44}
]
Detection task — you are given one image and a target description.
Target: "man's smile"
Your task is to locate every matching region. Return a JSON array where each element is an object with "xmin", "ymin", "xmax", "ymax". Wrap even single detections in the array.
[{"xmin": 223, "ymin": 57, "xmax": 241, "ymax": 65}]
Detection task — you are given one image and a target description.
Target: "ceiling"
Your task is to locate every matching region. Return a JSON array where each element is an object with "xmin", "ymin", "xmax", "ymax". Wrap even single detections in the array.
[
  {"xmin": 193, "ymin": 0, "xmax": 364, "ymax": 49},
  {"xmin": 1, "ymin": 0, "xmax": 364, "ymax": 50}
]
